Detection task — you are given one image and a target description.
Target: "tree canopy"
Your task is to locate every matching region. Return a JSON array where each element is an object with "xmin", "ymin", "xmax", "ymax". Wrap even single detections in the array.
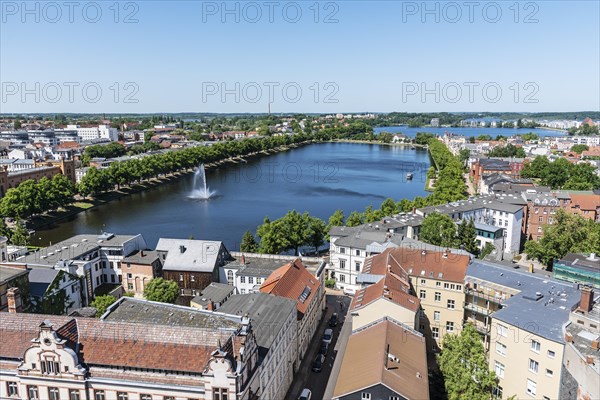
[
  {"xmin": 90, "ymin": 295, "xmax": 117, "ymax": 317},
  {"xmin": 144, "ymin": 278, "xmax": 179, "ymax": 303},
  {"xmin": 438, "ymin": 323, "xmax": 497, "ymax": 400}
]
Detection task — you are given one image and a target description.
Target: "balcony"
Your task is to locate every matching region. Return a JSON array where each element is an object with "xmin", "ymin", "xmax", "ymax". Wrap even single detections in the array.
[
  {"xmin": 464, "ymin": 302, "xmax": 493, "ymax": 316},
  {"xmin": 464, "ymin": 318, "xmax": 490, "ymax": 335},
  {"xmin": 465, "ymin": 288, "xmax": 504, "ymax": 304}
]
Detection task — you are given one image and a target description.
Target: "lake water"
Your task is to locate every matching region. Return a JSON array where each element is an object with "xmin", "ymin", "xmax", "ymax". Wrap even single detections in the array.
[
  {"xmin": 33, "ymin": 142, "xmax": 431, "ymax": 249},
  {"xmin": 374, "ymin": 126, "xmax": 567, "ymax": 138}
]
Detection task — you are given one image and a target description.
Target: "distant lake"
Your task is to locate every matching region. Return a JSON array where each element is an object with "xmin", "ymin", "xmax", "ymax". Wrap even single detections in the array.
[
  {"xmin": 374, "ymin": 126, "xmax": 567, "ymax": 138},
  {"xmin": 34, "ymin": 142, "xmax": 431, "ymax": 249}
]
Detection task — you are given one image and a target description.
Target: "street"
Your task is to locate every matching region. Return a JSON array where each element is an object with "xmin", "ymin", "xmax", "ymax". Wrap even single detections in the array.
[{"xmin": 285, "ymin": 292, "xmax": 351, "ymax": 400}]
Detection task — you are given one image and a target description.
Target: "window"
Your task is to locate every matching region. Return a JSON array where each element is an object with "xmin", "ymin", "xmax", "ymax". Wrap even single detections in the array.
[
  {"xmin": 28, "ymin": 386, "xmax": 39, "ymax": 400},
  {"xmin": 531, "ymin": 340, "xmax": 541, "ymax": 353},
  {"xmin": 547, "ymin": 350, "xmax": 555, "ymax": 358},
  {"xmin": 389, "ymin": 397, "xmax": 400, "ymax": 400},
  {"xmin": 355, "ymin": 249, "xmax": 360, "ymax": 256},
  {"xmin": 496, "ymin": 342, "xmax": 507, "ymax": 356},
  {"xmin": 456, "ymin": 285, "xmax": 462, "ymax": 291},
  {"xmin": 213, "ymin": 388, "xmax": 228, "ymax": 400},
  {"xmin": 421, "ymin": 279, "xmax": 426, "ymax": 285},
  {"xmin": 435, "ymin": 292, "xmax": 441, "ymax": 302},
  {"xmin": 256, "ymin": 278, "xmax": 262, "ymax": 284},
  {"xmin": 128, "ymin": 283, "xmax": 133, "ymax": 290},
  {"xmin": 340, "ymin": 247, "xmax": 346, "ymax": 254},
  {"xmin": 127, "ymin": 273, "xmax": 132, "ymax": 279},
  {"xmin": 191, "ymin": 275, "xmax": 195, "ymax": 282},
  {"xmin": 497, "ymin": 324, "xmax": 508, "ymax": 337},
  {"xmin": 95, "ymin": 391, "xmax": 105, "ymax": 400},
  {"xmin": 140, "ymin": 395, "xmax": 152, "ymax": 400},
  {"xmin": 432, "ymin": 327, "xmax": 439, "ymax": 339},
  {"xmin": 355, "ymin": 262, "xmax": 361, "ymax": 271},
  {"xmin": 447, "ymin": 299, "xmax": 455, "ymax": 309},
  {"xmin": 361, "ymin": 393, "xmax": 371, "ymax": 400},
  {"xmin": 526, "ymin": 379, "xmax": 536, "ymax": 396},
  {"xmin": 492, "ymin": 386, "xmax": 503, "ymax": 399},
  {"xmin": 69, "ymin": 390, "xmax": 80, "ymax": 400},
  {"xmin": 240, "ymin": 276, "xmax": 245, "ymax": 283},
  {"xmin": 434, "ymin": 311, "xmax": 440, "ymax": 321},
  {"xmin": 494, "ymin": 361, "xmax": 505, "ymax": 378},
  {"xmin": 340, "ymin": 259, "xmax": 346, "ymax": 269},
  {"xmin": 248, "ymin": 277, "xmax": 254, "ymax": 284},
  {"xmin": 529, "ymin": 359, "xmax": 539, "ymax": 373},
  {"xmin": 444, "ymin": 283, "xmax": 449, "ymax": 289},
  {"xmin": 117, "ymin": 393, "xmax": 128, "ymax": 400},
  {"xmin": 6, "ymin": 382, "xmax": 18, "ymax": 397},
  {"xmin": 240, "ymin": 289, "xmax": 246, "ymax": 294},
  {"xmin": 446, "ymin": 321, "xmax": 454, "ymax": 333},
  {"xmin": 41, "ymin": 357, "xmax": 59, "ymax": 374},
  {"xmin": 164, "ymin": 397, "xmax": 175, "ymax": 400},
  {"xmin": 545, "ymin": 369, "xmax": 553, "ymax": 377},
  {"xmin": 48, "ymin": 388, "xmax": 60, "ymax": 400},
  {"xmin": 436, "ymin": 281, "xmax": 441, "ymax": 287},
  {"xmin": 339, "ymin": 274, "xmax": 345, "ymax": 283},
  {"xmin": 227, "ymin": 270, "xmax": 233, "ymax": 284},
  {"xmin": 419, "ymin": 290, "xmax": 426, "ymax": 299}
]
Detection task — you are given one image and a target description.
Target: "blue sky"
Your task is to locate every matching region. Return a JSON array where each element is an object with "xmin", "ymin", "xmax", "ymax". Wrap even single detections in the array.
[{"xmin": 1, "ymin": 0, "xmax": 599, "ymax": 113}]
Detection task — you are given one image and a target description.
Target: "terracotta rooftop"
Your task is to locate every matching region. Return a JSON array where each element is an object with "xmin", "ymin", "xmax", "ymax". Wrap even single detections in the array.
[
  {"xmin": 372, "ymin": 247, "xmax": 470, "ymax": 283},
  {"xmin": 569, "ymin": 193, "xmax": 600, "ymax": 211},
  {"xmin": 259, "ymin": 258, "xmax": 320, "ymax": 317},
  {"xmin": 333, "ymin": 318, "xmax": 429, "ymax": 400}
]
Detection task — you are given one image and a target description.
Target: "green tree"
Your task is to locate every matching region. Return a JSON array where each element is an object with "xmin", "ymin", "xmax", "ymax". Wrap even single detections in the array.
[
  {"xmin": 457, "ymin": 219, "xmax": 478, "ymax": 255},
  {"xmin": 380, "ymin": 198, "xmax": 399, "ymax": 216},
  {"xmin": 240, "ymin": 230, "xmax": 259, "ymax": 253},
  {"xmin": 90, "ymin": 294, "xmax": 117, "ymax": 317},
  {"xmin": 437, "ymin": 323, "xmax": 497, "ymax": 400},
  {"xmin": 326, "ymin": 209, "xmax": 345, "ymax": 234},
  {"xmin": 346, "ymin": 211, "xmax": 364, "ymax": 227},
  {"xmin": 379, "ymin": 132, "xmax": 393, "ymax": 143},
  {"xmin": 478, "ymin": 242, "xmax": 496, "ymax": 260},
  {"xmin": 571, "ymin": 144, "xmax": 589, "ymax": 154},
  {"xmin": 524, "ymin": 210, "xmax": 600, "ymax": 267},
  {"xmin": 10, "ymin": 220, "xmax": 30, "ymax": 246},
  {"xmin": 144, "ymin": 278, "xmax": 179, "ymax": 303},
  {"xmin": 458, "ymin": 148, "xmax": 470, "ymax": 166},
  {"xmin": 305, "ymin": 215, "xmax": 326, "ymax": 253},
  {"xmin": 420, "ymin": 213, "xmax": 457, "ymax": 247}
]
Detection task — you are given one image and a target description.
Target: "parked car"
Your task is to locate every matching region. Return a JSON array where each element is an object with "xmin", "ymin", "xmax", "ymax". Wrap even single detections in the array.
[
  {"xmin": 329, "ymin": 313, "xmax": 338, "ymax": 327},
  {"xmin": 312, "ymin": 354, "xmax": 325, "ymax": 372},
  {"xmin": 323, "ymin": 328, "xmax": 333, "ymax": 344},
  {"xmin": 320, "ymin": 340, "xmax": 328, "ymax": 355},
  {"xmin": 299, "ymin": 389, "xmax": 312, "ymax": 400}
]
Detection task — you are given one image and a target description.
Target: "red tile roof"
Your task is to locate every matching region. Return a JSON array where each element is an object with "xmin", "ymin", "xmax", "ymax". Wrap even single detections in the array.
[{"xmin": 259, "ymin": 258, "xmax": 320, "ymax": 317}]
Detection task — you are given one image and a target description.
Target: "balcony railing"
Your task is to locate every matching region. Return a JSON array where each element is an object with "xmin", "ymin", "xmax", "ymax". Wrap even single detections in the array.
[
  {"xmin": 464, "ymin": 302, "xmax": 493, "ymax": 316},
  {"xmin": 465, "ymin": 288, "xmax": 504, "ymax": 304}
]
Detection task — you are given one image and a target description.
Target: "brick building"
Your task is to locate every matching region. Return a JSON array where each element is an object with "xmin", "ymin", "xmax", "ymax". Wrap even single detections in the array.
[{"xmin": 0, "ymin": 158, "xmax": 76, "ymax": 197}]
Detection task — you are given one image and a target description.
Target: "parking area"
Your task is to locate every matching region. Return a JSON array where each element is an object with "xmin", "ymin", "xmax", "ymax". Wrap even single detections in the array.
[{"xmin": 285, "ymin": 292, "xmax": 351, "ymax": 400}]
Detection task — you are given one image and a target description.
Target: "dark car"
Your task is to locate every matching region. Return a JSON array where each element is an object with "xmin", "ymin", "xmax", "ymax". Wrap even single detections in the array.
[
  {"xmin": 329, "ymin": 313, "xmax": 338, "ymax": 327},
  {"xmin": 312, "ymin": 354, "xmax": 325, "ymax": 372},
  {"xmin": 320, "ymin": 340, "xmax": 328, "ymax": 355}
]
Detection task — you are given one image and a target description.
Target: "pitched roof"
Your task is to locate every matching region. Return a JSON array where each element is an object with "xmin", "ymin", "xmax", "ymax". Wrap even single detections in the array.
[
  {"xmin": 569, "ymin": 193, "xmax": 600, "ymax": 211},
  {"xmin": 333, "ymin": 318, "xmax": 429, "ymax": 400},
  {"xmin": 156, "ymin": 238, "xmax": 227, "ymax": 272},
  {"xmin": 259, "ymin": 259, "xmax": 320, "ymax": 317}
]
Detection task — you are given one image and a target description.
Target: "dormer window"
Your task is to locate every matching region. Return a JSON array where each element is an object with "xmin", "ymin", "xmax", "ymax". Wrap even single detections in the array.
[{"xmin": 40, "ymin": 356, "xmax": 59, "ymax": 375}]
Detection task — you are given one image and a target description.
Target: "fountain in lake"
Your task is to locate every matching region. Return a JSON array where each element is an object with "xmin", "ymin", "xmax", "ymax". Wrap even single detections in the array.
[{"xmin": 189, "ymin": 164, "xmax": 216, "ymax": 200}]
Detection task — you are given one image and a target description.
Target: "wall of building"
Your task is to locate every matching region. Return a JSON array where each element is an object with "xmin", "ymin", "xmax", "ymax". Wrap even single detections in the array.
[
  {"xmin": 489, "ymin": 319, "xmax": 564, "ymax": 400},
  {"xmin": 351, "ymin": 298, "xmax": 417, "ymax": 331}
]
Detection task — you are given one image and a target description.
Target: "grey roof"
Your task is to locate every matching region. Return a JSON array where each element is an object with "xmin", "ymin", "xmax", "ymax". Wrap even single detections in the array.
[
  {"xmin": 478, "ymin": 158, "xmax": 513, "ymax": 170},
  {"xmin": 103, "ymin": 297, "xmax": 242, "ymax": 330},
  {"xmin": 330, "ymin": 214, "xmax": 423, "ymax": 249},
  {"xmin": 156, "ymin": 238, "xmax": 226, "ymax": 273},
  {"xmin": 219, "ymin": 293, "xmax": 296, "ymax": 355},
  {"xmin": 122, "ymin": 250, "xmax": 160, "ymax": 265},
  {"xmin": 0, "ymin": 265, "xmax": 28, "ymax": 284},
  {"xmin": 467, "ymin": 260, "xmax": 580, "ymax": 343},
  {"xmin": 227, "ymin": 257, "xmax": 289, "ymax": 277},
  {"xmin": 192, "ymin": 283, "xmax": 235, "ymax": 307},
  {"xmin": 474, "ymin": 222, "xmax": 503, "ymax": 232},
  {"xmin": 16, "ymin": 233, "xmax": 140, "ymax": 267},
  {"xmin": 492, "ymin": 183, "xmax": 550, "ymax": 196},
  {"xmin": 27, "ymin": 266, "xmax": 60, "ymax": 298},
  {"xmin": 417, "ymin": 195, "xmax": 524, "ymax": 216}
]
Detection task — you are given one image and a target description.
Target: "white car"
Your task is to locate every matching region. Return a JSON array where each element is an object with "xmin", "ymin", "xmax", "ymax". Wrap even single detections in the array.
[
  {"xmin": 299, "ymin": 388, "xmax": 312, "ymax": 400},
  {"xmin": 343, "ymin": 287, "xmax": 356, "ymax": 296}
]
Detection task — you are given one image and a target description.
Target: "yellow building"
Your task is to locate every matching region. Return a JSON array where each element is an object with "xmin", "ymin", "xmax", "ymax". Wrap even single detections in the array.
[{"xmin": 467, "ymin": 260, "xmax": 581, "ymax": 400}]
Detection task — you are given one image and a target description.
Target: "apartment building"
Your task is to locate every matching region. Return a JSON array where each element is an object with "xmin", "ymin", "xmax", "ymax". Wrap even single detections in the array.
[
  {"xmin": 3, "ymin": 233, "xmax": 147, "ymax": 306},
  {"xmin": 120, "ymin": 250, "xmax": 162, "ymax": 297},
  {"xmin": 219, "ymin": 293, "xmax": 298, "ymax": 400},
  {"xmin": 0, "ymin": 298, "xmax": 259, "ymax": 400},
  {"xmin": 156, "ymin": 238, "xmax": 232, "ymax": 302},
  {"xmin": 64, "ymin": 125, "xmax": 119, "ymax": 142},
  {"xmin": 563, "ymin": 287, "xmax": 600, "ymax": 400},
  {"xmin": 470, "ymin": 261, "xmax": 581, "ymax": 400},
  {"xmin": 328, "ymin": 215, "xmax": 423, "ymax": 293},
  {"xmin": 522, "ymin": 191, "xmax": 571, "ymax": 241},
  {"xmin": 332, "ymin": 317, "xmax": 429, "ymax": 400},
  {"xmin": 260, "ymin": 258, "xmax": 324, "ymax": 359}
]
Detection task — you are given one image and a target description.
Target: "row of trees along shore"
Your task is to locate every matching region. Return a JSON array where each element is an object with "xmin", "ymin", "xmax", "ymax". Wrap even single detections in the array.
[{"xmin": 242, "ymin": 137, "xmax": 469, "ymax": 253}]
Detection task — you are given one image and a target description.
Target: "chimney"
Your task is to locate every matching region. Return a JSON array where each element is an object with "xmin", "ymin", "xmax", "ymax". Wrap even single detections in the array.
[
  {"xmin": 592, "ymin": 340, "xmax": 599, "ymax": 351},
  {"xmin": 7, "ymin": 287, "xmax": 23, "ymax": 313},
  {"xmin": 179, "ymin": 245, "xmax": 186, "ymax": 253},
  {"xmin": 579, "ymin": 286, "xmax": 594, "ymax": 313},
  {"xmin": 206, "ymin": 300, "xmax": 214, "ymax": 311},
  {"xmin": 565, "ymin": 333, "xmax": 573, "ymax": 342},
  {"xmin": 141, "ymin": 250, "xmax": 145, "ymax": 257},
  {"xmin": 241, "ymin": 254, "xmax": 246, "ymax": 264},
  {"xmin": 585, "ymin": 355, "xmax": 595, "ymax": 365}
]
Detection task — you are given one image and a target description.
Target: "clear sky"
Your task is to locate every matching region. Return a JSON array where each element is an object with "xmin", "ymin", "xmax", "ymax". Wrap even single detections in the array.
[{"xmin": 1, "ymin": 0, "xmax": 599, "ymax": 113}]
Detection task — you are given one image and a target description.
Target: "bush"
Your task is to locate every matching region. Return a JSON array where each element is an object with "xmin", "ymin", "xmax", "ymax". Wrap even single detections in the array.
[{"xmin": 325, "ymin": 279, "xmax": 336, "ymax": 288}]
